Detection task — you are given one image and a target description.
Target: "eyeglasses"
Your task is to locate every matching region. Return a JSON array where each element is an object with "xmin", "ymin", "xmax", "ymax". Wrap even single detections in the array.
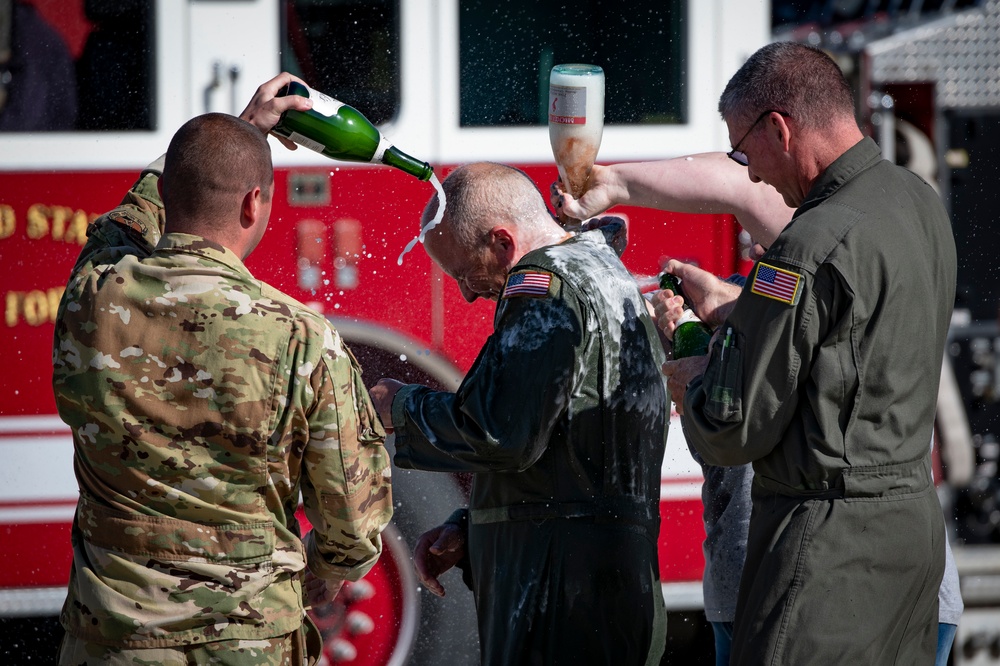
[{"xmin": 727, "ymin": 110, "xmax": 789, "ymax": 166}]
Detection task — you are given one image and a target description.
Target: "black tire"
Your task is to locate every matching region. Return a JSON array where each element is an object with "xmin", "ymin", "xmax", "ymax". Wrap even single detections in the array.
[
  {"xmin": 382, "ymin": 444, "xmax": 480, "ymax": 665},
  {"xmin": 337, "ymin": 325, "xmax": 480, "ymax": 665}
]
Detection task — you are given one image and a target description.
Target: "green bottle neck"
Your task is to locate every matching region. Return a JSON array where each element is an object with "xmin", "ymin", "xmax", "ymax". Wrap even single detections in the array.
[
  {"xmin": 659, "ymin": 273, "xmax": 695, "ymax": 313},
  {"xmin": 659, "ymin": 273, "xmax": 681, "ymax": 293},
  {"xmin": 381, "ymin": 146, "xmax": 434, "ymax": 181}
]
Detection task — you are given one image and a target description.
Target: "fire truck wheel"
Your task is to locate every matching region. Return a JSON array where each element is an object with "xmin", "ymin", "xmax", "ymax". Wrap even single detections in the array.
[
  {"xmin": 307, "ymin": 465, "xmax": 479, "ymax": 666},
  {"xmin": 383, "ymin": 449, "xmax": 481, "ymax": 664},
  {"xmin": 325, "ymin": 332, "xmax": 480, "ymax": 664}
]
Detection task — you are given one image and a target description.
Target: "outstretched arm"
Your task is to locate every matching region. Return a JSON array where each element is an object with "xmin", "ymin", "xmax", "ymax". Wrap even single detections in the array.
[{"xmin": 551, "ymin": 153, "xmax": 794, "ymax": 247}]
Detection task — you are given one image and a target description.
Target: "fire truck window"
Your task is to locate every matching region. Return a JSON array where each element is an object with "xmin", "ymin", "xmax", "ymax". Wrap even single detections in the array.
[
  {"xmin": 0, "ymin": 0, "xmax": 155, "ymax": 132},
  {"xmin": 281, "ymin": 0, "xmax": 399, "ymax": 127},
  {"xmin": 458, "ymin": 0, "xmax": 686, "ymax": 127},
  {"xmin": 76, "ymin": 0, "xmax": 155, "ymax": 131},
  {"xmin": 0, "ymin": 0, "xmax": 77, "ymax": 131}
]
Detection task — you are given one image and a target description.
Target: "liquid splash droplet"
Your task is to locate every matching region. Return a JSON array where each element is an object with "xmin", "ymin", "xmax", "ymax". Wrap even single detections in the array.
[{"xmin": 397, "ymin": 173, "xmax": 447, "ymax": 265}]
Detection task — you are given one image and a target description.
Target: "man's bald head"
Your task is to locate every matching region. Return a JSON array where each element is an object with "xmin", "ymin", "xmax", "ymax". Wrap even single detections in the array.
[{"xmin": 422, "ymin": 162, "xmax": 555, "ymax": 252}]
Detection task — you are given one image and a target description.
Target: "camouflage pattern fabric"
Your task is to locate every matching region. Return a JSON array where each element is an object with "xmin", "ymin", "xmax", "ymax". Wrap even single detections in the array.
[
  {"xmin": 52, "ymin": 162, "xmax": 392, "ymax": 651},
  {"xmin": 58, "ymin": 626, "xmax": 313, "ymax": 666}
]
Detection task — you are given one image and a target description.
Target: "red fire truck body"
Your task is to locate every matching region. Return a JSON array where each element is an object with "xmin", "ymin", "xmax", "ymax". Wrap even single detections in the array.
[{"xmin": 0, "ymin": 0, "xmax": 769, "ymax": 662}]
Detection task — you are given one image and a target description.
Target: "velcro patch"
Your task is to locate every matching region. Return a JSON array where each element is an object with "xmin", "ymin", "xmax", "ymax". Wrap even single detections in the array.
[
  {"xmin": 750, "ymin": 262, "xmax": 802, "ymax": 305},
  {"xmin": 503, "ymin": 270, "xmax": 553, "ymax": 299},
  {"xmin": 108, "ymin": 209, "xmax": 148, "ymax": 236}
]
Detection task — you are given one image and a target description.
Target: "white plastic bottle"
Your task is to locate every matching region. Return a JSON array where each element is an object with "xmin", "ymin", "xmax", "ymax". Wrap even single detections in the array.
[{"xmin": 548, "ymin": 64, "xmax": 605, "ymax": 225}]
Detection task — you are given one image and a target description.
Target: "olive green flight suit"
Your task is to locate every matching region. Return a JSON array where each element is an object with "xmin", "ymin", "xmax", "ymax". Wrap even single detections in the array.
[{"xmin": 684, "ymin": 138, "xmax": 955, "ymax": 665}]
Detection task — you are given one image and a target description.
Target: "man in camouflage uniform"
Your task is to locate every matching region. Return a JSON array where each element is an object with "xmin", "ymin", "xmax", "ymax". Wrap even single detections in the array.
[
  {"xmin": 369, "ymin": 163, "xmax": 668, "ymax": 665},
  {"xmin": 52, "ymin": 74, "xmax": 392, "ymax": 665}
]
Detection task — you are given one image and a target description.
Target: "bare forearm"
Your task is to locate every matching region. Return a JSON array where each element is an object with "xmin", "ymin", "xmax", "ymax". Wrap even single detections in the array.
[
  {"xmin": 607, "ymin": 153, "xmax": 793, "ymax": 245},
  {"xmin": 609, "ymin": 155, "xmax": 739, "ymax": 212}
]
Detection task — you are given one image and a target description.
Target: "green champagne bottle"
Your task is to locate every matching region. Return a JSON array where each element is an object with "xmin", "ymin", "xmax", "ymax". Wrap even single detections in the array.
[
  {"xmin": 659, "ymin": 273, "xmax": 713, "ymax": 358},
  {"xmin": 273, "ymin": 82, "xmax": 434, "ymax": 181}
]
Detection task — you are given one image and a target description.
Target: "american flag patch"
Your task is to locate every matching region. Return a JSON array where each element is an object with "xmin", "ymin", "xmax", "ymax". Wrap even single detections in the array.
[
  {"xmin": 751, "ymin": 262, "xmax": 802, "ymax": 305},
  {"xmin": 503, "ymin": 271, "xmax": 553, "ymax": 298}
]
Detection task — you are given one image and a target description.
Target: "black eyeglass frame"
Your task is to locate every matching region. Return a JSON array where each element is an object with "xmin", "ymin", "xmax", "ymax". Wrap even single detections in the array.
[{"xmin": 727, "ymin": 110, "xmax": 790, "ymax": 166}]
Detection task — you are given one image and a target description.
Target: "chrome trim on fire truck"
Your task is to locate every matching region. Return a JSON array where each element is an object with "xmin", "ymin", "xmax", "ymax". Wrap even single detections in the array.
[
  {"xmin": 0, "ymin": 415, "xmax": 69, "ymax": 434},
  {"xmin": 661, "ymin": 582, "xmax": 705, "ymax": 611},
  {"xmin": 382, "ymin": 522, "xmax": 419, "ymax": 666},
  {"xmin": 0, "ymin": 586, "xmax": 65, "ymax": 617},
  {"xmin": 866, "ymin": 0, "xmax": 1000, "ymax": 111}
]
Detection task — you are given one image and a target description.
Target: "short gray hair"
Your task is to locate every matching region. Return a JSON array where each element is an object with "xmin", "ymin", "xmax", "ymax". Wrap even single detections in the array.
[
  {"xmin": 423, "ymin": 162, "xmax": 553, "ymax": 251},
  {"xmin": 718, "ymin": 41, "xmax": 856, "ymax": 131}
]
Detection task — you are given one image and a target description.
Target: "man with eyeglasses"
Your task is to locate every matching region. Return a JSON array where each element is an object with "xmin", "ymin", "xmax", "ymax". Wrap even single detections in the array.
[
  {"xmin": 557, "ymin": 40, "xmax": 957, "ymax": 664},
  {"xmin": 655, "ymin": 41, "xmax": 954, "ymax": 664},
  {"xmin": 726, "ymin": 110, "xmax": 790, "ymax": 168},
  {"xmin": 553, "ymin": 143, "xmax": 963, "ymax": 665}
]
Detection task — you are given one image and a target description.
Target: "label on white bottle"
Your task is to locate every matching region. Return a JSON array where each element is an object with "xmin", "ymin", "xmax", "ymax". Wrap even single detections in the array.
[
  {"xmin": 548, "ymin": 65, "xmax": 604, "ymax": 203},
  {"xmin": 549, "ymin": 84, "xmax": 587, "ymax": 125},
  {"xmin": 303, "ymin": 85, "xmax": 345, "ymax": 118}
]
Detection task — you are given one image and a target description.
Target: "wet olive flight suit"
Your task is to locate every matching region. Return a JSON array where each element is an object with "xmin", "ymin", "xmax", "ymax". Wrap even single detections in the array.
[
  {"xmin": 683, "ymin": 138, "xmax": 955, "ymax": 665},
  {"xmin": 390, "ymin": 229, "xmax": 669, "ymax": 666}
]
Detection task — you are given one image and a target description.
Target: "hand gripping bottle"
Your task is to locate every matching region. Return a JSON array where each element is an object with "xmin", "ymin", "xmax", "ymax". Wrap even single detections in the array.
[
  {"xmin": 659, "ymin": 273, "xmax": 713, "ymax": 358},
  {"xmin": 273, "ymin": 81, "xmax": 433, "ymax": 181},
  {"xmin": 548, "ymin": 63, "xmax": 604, "ymax": 225}
]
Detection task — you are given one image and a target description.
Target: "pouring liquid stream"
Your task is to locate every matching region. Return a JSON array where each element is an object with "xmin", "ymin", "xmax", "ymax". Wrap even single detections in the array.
[{"xmin": 397, "ymin": 173, "xmax": 447, "ymax": 265}]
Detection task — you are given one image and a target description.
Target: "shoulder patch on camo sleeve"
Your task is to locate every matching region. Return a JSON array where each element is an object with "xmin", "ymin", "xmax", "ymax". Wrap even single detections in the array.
[
  {"xmin": 750, "ymin": 262, "xmax": 802, "ymax": 305},
  {"xmin": 502, "ymin": 270, "xmax": 554, "ymax": 299},
  {"xmin": 108, "ymin": 209, "xmax": 148, "ymax": 236}
]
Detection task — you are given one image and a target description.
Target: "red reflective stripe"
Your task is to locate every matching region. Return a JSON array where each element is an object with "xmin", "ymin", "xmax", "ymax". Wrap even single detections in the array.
[
  {"xmin": 658, "ymin": 499, "xmax": 706, "ymax": 583},
  {"xmin": 0, "ymin": 522, "xmax": 73, "ymax": 587}
]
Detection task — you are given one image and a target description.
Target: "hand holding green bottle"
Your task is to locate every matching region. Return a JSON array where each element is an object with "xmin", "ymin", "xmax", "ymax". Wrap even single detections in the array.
[
  {"xmin": 238, "ymin": 72, "xmax": 314, "ymax": 150},
  {"xmin": 658, "ymin": 273, "xmax": 713, "ymax": 359},
  {"xmin": 272, "ymin": 81, "xmax": 433, "ymax": 181}
]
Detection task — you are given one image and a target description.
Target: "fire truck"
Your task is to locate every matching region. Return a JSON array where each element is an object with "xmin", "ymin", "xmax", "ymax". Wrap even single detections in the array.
[
  {"xmin": 9, "ymin": 0, "xmax": 1000, "ymax": 666},
  {"xmin": 8, "ymin": 0, "xmax": 999, "ymax": 664},
  {"xmin": 0, "ymin": 0, "xmax": 767, "ymax": 662}
]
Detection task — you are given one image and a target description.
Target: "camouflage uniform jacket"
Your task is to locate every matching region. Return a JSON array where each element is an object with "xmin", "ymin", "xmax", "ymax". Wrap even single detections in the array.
[{"xmin": 52, "ymin": 162, "xmax": 392, "ymax": 648}]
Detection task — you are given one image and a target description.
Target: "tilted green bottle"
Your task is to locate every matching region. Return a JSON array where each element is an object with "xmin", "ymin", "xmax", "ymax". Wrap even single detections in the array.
[
  {"xmin": 659, "ymin": 273, "xmax": 713, "ymax": 358},
  {"xmin": 273, "ymin": 82, "xmax": 434, "ymax": 181}
]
